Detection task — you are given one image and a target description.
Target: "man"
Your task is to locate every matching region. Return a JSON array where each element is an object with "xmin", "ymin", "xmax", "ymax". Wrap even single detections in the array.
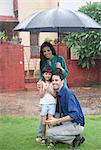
[{"xmin": 46, "ymin": 72, "xmax": 85, "ymax": 148}]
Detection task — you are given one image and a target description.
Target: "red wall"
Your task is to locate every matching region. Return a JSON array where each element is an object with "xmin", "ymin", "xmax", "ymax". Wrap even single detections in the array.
[
  {"xmin": 54, "ymin": 44, "xmax": 101, "ymax": 86},
  {"xmin": 66, "ymin": 59, "xmax": 101, "ymax": 86},
  {"xmin": 0, "ymin": 41, "xmax": 25, "ymax": 92}
]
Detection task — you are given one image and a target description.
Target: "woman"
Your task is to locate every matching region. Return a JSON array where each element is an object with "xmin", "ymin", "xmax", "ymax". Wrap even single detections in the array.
[
  {"xmin": 36, "ymin": 41, "xmax": 68, "ymax": 142},
  {"xmin": 39, "ymin": 41, "xmax": 68, "ymax": 87}
]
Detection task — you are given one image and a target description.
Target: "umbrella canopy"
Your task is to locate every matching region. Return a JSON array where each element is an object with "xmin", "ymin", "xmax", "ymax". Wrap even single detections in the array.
[{"xmin": 14, "ymin": 8, "xmax": 101, "ymax": 32}]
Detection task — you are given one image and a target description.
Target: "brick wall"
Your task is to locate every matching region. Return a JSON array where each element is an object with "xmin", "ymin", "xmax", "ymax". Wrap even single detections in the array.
[
  {"xmin": 0, "ymin": 41, "xmax": 25, "ymax": 92},
  {"xmin": 66, "ymin": 59, "xmax": 101, "ymax": 86}
]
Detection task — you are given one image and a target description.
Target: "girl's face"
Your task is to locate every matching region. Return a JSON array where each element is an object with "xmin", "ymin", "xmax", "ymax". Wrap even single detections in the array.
[
  {"xmin": 42, "ymin": 46, "xmax": 53, "ymax": 59},
  {"xmin": 43, "ymin": 72, "xmax": 52, "ymax": 81}
]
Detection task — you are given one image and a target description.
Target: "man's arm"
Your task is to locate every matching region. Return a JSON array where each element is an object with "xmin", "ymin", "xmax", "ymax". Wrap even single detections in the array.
[{"xmin": 46, "ymin": 115, "xmax": 73, "ymax": 126}]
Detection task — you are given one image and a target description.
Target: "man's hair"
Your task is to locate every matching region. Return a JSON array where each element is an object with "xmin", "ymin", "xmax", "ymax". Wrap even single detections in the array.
[{"xmin": 52, "ymin": 70, "xmax": 64, "ymax": 80}]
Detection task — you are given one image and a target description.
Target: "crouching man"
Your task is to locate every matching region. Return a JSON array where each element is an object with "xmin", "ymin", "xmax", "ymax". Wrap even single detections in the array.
[{"xmin": 46, "ymin": 72, "xmax": 85, "ymax": 149}]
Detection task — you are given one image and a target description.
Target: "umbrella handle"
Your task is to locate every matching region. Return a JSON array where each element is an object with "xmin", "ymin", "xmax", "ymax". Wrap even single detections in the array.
[{"xmin": 57, "ymin": 28, "xmax": 60, "ymax": 55}]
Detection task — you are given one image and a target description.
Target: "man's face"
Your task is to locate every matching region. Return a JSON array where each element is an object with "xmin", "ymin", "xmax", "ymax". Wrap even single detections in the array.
[{"xmin": 52, "ymin": 75, "xmax": 63, "ymax": 91}]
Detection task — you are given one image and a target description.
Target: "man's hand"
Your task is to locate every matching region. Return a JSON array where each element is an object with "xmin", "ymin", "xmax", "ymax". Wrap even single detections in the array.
[{"xmin": 45, "ymin": 117, "xmax": 60, "ymax": 126}]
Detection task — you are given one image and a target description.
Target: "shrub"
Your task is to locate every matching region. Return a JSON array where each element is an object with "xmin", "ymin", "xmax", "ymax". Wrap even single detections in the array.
[{"xmin": 62, "ymin": 2, "xmax": 101, "ymax": 69}]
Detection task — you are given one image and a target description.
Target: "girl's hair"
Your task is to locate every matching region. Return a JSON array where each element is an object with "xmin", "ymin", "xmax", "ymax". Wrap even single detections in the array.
[
  {"xmin": 40, "ymin": 42, "xmax": 56, "ymax": 70},
  {"xmin": 42, "ymin": 67, "xmax": 52, "ymax": 74}
]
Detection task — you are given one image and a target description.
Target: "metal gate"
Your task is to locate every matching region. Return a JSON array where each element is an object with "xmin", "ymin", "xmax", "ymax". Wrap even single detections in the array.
[{"xmin": 24, "ymin": 45, "xmax": 40, "ymax": 82}]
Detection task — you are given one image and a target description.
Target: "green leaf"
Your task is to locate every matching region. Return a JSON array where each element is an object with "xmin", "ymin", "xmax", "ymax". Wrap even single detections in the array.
[
  {"xmin": 91, "ymin": 59, "xmax": 95, "ymax": 66},
  {"xmin": 62, "ymin": 2, "xmax": 101, "ymax": 69},
  {"xmin": 82, "ymin": 62, "xmax": 87, "ymax": 68}
]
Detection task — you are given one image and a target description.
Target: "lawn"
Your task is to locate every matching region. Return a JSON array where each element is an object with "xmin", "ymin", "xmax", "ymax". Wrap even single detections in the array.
[{"xmin": 0, "ymin": 115, "xmax": 101, "ymax": 150}]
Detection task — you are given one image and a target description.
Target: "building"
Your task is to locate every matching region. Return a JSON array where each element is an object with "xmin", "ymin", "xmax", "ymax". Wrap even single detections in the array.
[
  {"xmin": 17, "ymin": 0, "xmax": 58, "ymax": 79},
  {"xmin": 0, "ymin": 0, "xmax": 100, "ymax": 84},
  {"xmin": 59, "ymin": 0, "xmax": 100, "ymax": 10},
  {"xmin": 0, "ymin": 0, "xmax": 18, "ymax": 40},
  {"xmin": 0, "ymin": 0, "xmax": 100, "ymax": 45},
  {"xmin": 17, "ymin": 0, "xmax": 100, "ymax": 46}
]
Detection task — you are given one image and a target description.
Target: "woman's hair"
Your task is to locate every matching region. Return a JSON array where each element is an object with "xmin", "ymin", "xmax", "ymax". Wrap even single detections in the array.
[{"xmin": 40, "ymin": 42, "xmax": 56, "ymax": 70}]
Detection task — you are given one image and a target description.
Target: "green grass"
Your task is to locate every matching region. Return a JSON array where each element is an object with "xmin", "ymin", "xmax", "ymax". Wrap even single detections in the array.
[{"xmin": 0, "ymin": 115, "xmax": 101, "ymax": 150}]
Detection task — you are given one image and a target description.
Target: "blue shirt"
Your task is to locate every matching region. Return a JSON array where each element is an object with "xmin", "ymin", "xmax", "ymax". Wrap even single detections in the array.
[{"xmin": 57, "ymin": 86, "xmax": 85, "ymax": 126}]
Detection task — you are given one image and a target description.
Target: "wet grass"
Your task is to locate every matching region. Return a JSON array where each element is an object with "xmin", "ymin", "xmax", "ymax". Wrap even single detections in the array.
[{"xmin": 0, "ymin": 115, "xmax": 101, "ymax": 150}]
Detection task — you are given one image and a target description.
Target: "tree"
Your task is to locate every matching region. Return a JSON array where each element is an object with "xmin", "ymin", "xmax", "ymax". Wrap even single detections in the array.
[{"xmin": 62, "ymin": 2, "xmax": 101, "ymax": 69}]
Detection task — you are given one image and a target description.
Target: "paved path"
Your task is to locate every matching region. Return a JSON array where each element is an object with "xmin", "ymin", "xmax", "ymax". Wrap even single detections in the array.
[{"xmin": 0, "ymin": 86, "xmax": 101, "ymax": 116}]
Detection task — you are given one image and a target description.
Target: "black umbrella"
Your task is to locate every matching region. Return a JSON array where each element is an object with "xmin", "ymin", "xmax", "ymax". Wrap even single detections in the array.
[
  {"xmin": 14, "ymin": 8, "xmax": 101, "ymax": 54},
  {"xmin": 14, "ymin": 8, "xmax": 101, "ymax": 32}
]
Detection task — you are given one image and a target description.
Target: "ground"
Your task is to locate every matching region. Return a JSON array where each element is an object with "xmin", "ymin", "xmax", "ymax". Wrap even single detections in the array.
[{"xmin": 0, "ymin": 83, "xmax": 101, "ymax": 116}]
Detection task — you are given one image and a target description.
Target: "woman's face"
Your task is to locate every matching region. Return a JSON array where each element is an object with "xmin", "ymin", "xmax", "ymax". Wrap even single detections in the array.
[{"xmin": 42, "ymin": 46, "xmax": 53, "ymax": 59}]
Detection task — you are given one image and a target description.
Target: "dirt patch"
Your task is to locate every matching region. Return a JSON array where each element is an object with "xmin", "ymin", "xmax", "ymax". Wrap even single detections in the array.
[{"xmin": 0, "ymin": 85, "xmax": 101, "ymax": 116}]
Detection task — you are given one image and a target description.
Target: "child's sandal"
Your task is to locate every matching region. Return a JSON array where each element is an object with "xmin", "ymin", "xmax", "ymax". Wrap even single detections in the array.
[
  {"xmin": 41, "ymin": 138, "xmax": 47, "ymax": 145},
  {"xmin": 35, "ymin": 136, "xmax": 42, "ymax": 142}
]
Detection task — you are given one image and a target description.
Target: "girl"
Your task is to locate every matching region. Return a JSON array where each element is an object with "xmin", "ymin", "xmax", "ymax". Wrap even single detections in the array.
[{"xmin": 37, "ymin": 67, "xmax": 56, "ymax": 144}]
